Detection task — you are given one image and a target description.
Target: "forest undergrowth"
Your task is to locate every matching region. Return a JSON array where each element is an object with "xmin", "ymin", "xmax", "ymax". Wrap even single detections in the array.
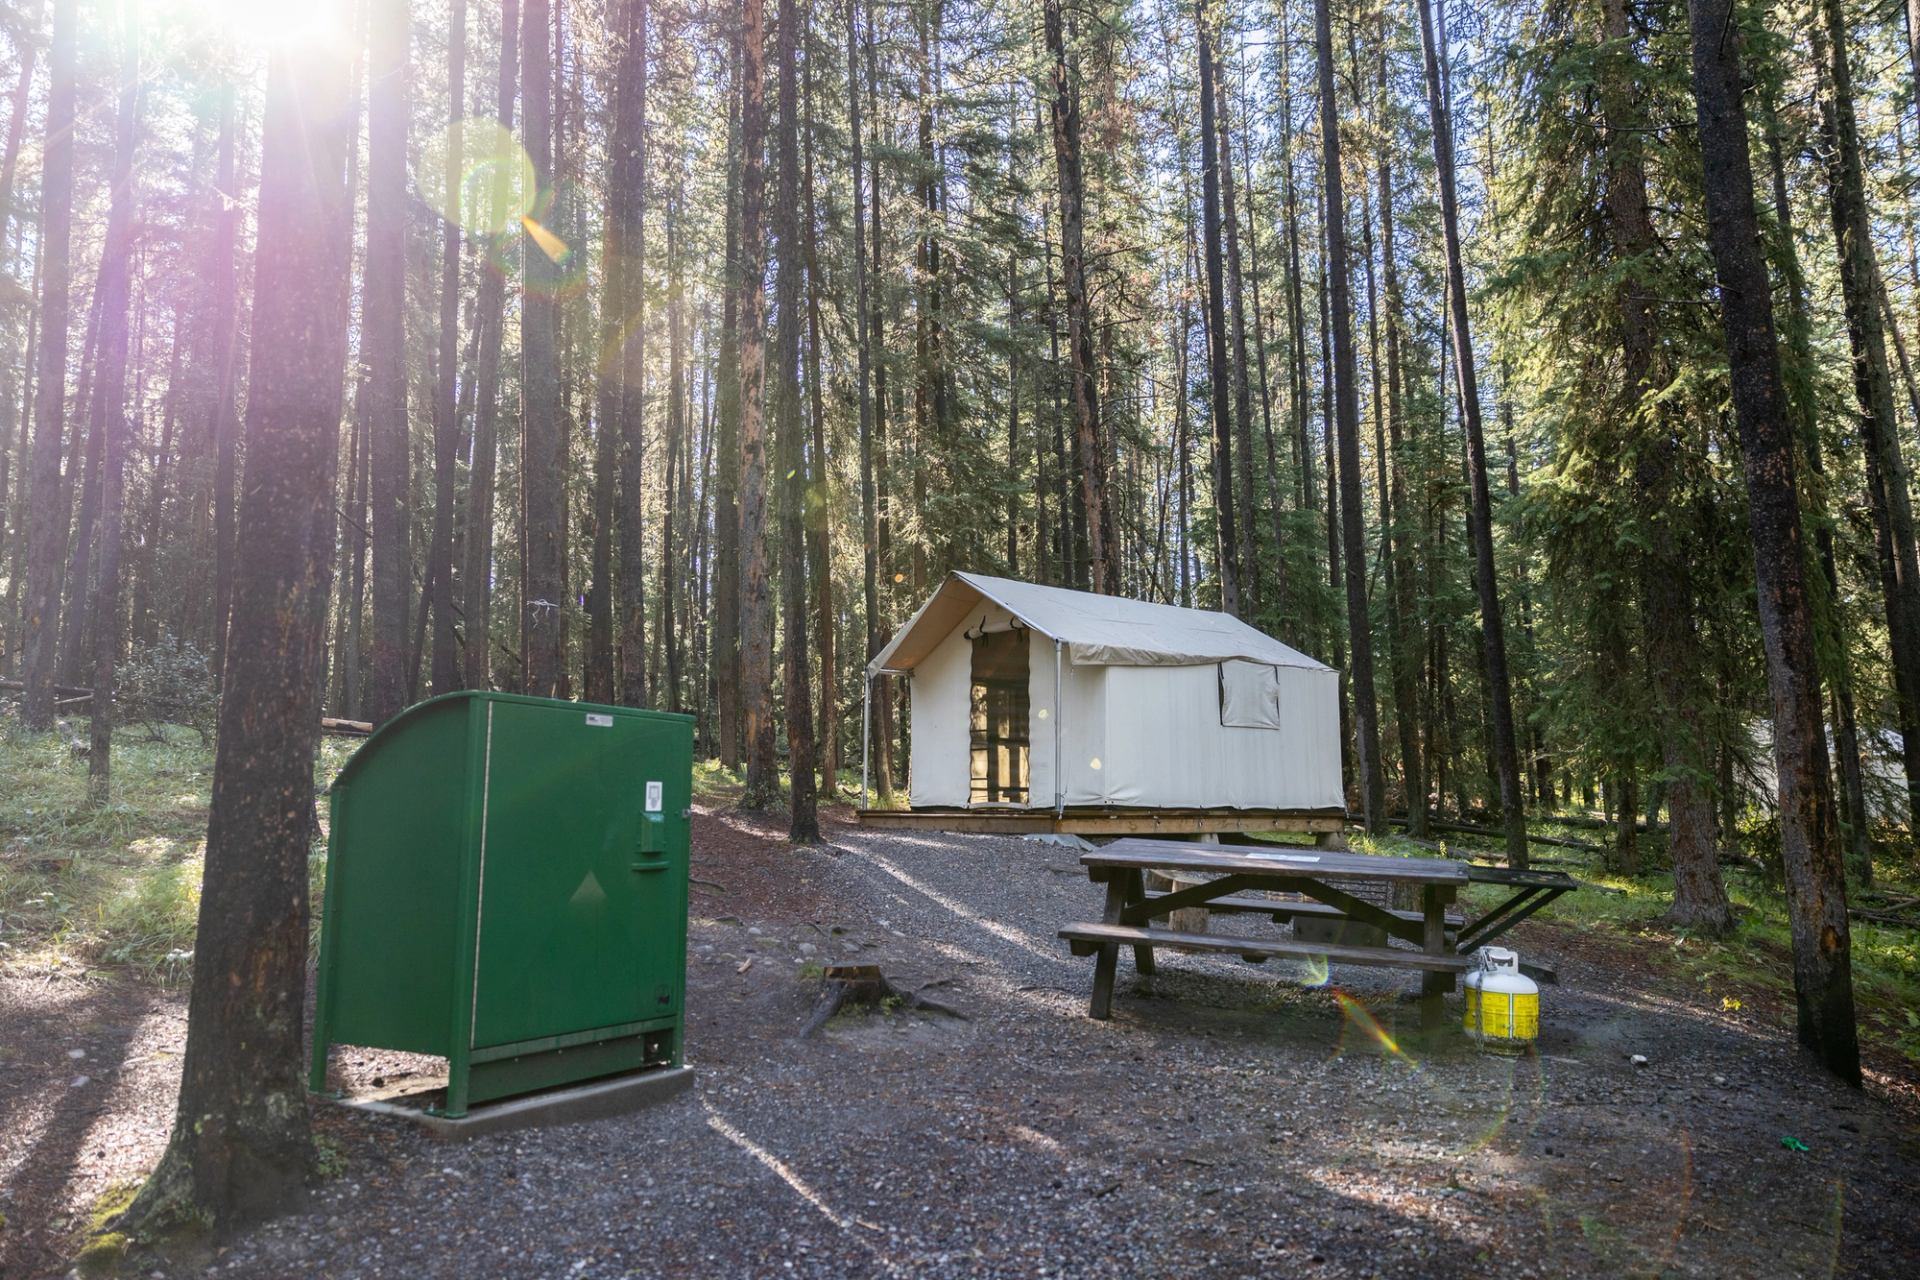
[{"xmin": 4, "ymin": 712, "xmax": 1917, "ymax": 1065}]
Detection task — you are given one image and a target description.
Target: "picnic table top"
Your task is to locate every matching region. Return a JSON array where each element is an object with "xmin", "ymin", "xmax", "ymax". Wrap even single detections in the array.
[{"xmin": 1083, "ymin": 838, "xmax": 1471, "ymax": 885}]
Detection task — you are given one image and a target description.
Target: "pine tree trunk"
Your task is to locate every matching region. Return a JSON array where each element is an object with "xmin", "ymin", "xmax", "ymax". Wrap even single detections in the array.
[
  {"xmin": 427, "ymin": 0, "xmax": 465, "ymax": 695},
  {"xmin": 519, "ymin": 0, "xmax": 566, "ymax": 696},
  {"xmin": 1314, "ymin": 0, "xmax": 1384, "ymax": 831},
  {"xmin": 87, "ymin": 20, "xmax": 139, "ymax": 803},
  {"xmin": 1813, "ymin": 0, "xmax": 1920, "ymax": 824},
  {"xmin": 868, "ymin": 12, "xmax": 896, "ymax": 796},
  {"xmin": 1046, "ymin": 0, "xmax": 1110, "ymax": 595},
  {"xmin": 1760, "ymin": 78, "xmax": 1873, "ymax": 888},
  {"xmin": 613, "ymin": 0, "xmax": 649, "ymax": 708},
  {"xmin": 850, "ymin": 0, "xmax": 888, "ymax": 802},
  {"xmin": 463, "ymin": 0, "xmax": 517, "ymax": 693},
  {"xmin": 1214, "ymin": 67, "xmax": 1258, "ymax": 611},
  {"xmin": 736, "ymin": 0, "xmax": 778, "ymax": 808},
  {"xmin": 660, "ymin": 184, "xmax": 685, "ymax": 713},
  {"xmin": 365, "ymin": 3, "xmax": 410, "ymax": 719},
  {"xmin": 586, "ymin": 182, "xmax": 618, "ymax": 704},
  {"xmin": 57, "ymin": 348, "xmax": 102, "ymax": 687},
  {"xmin": 132, "ymin": 331, "xmax": 182, "ymax": 648},
  {"xmin": 1375, "ymin": 31, "xmax": 1425, "ymax": 838},
  {"xmin": 18, "ymin": 0, "xmax": 77, "ymax": 729},
  {"xmin": 774, "ymin": 0, "xmax": 818, "ymax": 840},
  {"xmin": 1684, "ymin": 0, "xmax": 1858, "ymax": 1084},
  {"xmin": 801, "ymin": 56, "xmax": 837, "ymax": 792},
  {"xmin": 1195, "ymin": 0, "xmax": 1240, "ymax": 616},
  {"xmin": 119, "ymin": 31, "xmax": 351, "ymax": 1234},
  {"xmin": 1414, "ymin": 0, "xmax": 1523, "ymax": 863},
  {"xmin": 713, "ymin": 29, "xmax": 744, "ymax": 766}
]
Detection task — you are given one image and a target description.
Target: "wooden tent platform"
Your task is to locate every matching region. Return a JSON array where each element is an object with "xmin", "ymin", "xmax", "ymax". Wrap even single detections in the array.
[{"xmin": 853, "ymin": 806, "xmax": 1347, "ymax": 838}]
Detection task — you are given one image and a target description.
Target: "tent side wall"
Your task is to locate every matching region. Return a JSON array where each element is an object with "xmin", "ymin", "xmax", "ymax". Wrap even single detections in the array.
[
  {"xmin": 1100, "ymin": 663, "xmax": 1344, "ymax": 810},
  {"xmin": 906, "ymin": 619, "xmax": 973, "ymax": 808},
  {"xmin": 1035, "ymin": 632, "xmax": 1109, "ymax": 808}
]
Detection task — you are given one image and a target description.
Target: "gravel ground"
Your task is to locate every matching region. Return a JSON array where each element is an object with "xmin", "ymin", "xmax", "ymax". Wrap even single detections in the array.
[{"xmin": 6, "ymin": 809, "xmax": 1920, "ymax": 1278}]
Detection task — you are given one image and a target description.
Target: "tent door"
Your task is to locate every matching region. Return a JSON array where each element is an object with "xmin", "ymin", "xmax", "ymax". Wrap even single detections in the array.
[{"xmin": 969, "ymin": 630, "xmax": 1030, "ymax": 805}]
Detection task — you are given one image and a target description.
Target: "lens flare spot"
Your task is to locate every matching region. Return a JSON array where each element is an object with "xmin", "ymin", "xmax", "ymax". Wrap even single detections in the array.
[
  {"xmin": 1088, "ymin": 757, "xmax": 1102, "ymax": 771},
  {"xmin": 522, "ymin": 216, "xmax": 571, "ymax": 265},
  {"xmin": 1299, "ymin": 952, "xmax": 1331, "ymax": 988},
  {"xmin": 1333, "ymin": 989, "xmax": 1411, "ymax": 1062},
  {"xmin": 419, "ymin": 117, "xmax": 538, "ymax": 235}
]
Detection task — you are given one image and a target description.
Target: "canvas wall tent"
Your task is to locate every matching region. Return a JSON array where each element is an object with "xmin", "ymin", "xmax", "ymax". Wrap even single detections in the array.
[{"xmin": 864, "ymin": 573, "xmax": 1345, "ymax": 814}]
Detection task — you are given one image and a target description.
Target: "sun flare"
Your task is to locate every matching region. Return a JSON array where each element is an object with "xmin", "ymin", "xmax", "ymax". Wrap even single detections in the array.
[{"xmin": 150, "ymin": 0, "xmax": 345, "ymax": 49}]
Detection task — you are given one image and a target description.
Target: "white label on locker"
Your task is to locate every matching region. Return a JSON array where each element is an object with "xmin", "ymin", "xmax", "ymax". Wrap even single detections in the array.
[
  {"xmin": 586, "ymin": 713, "xmax": 613, "ymax": 727},
  {"xmin": 645, "ymin": 781, "xmax": 664, "ymax": 812}
]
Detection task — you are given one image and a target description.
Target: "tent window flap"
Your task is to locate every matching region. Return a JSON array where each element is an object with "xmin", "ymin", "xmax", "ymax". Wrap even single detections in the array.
[
  {"xmin": 1219, "ymin": 660, "xmax": 1282, "ymax": 730},
  {"xmin": 969, "ymin": 630, "xmax": 1031, "ymax": 804}
]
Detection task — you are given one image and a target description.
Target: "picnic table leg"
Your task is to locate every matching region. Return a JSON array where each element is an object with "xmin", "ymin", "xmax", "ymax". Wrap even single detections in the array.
[
  {"xmin": 1090, "ymin": 872, "xmax": 1128, "ymax": 1019},
  {"xmin": 1419, "ymin": 886, "xmax": 1454, "ymax": 1034},
  {"xmin": 1123, "ymin": 868, "xmax": 1155, "ymax": 975}
]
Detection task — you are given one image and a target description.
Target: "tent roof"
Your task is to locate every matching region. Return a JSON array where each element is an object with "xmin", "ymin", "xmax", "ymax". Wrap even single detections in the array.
[{"xmin": 867, "ymin": 572, "xmax": 1334, "ymax": 675}]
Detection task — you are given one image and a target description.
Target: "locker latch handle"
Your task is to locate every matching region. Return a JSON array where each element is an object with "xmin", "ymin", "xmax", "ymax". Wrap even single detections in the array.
[{"xmin": 634, "ymin": 811, "xmax": 667, "ymax": 861}]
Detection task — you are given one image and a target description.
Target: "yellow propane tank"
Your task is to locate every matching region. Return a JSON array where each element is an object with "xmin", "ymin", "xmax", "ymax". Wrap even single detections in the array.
[
  {"xmin": 1461, "ymin": 947, "xmax": 1500, "ymax": 1042},
  {"xmin": 1470, "ymin": 947, "xmax": 1539, "ymax": 1052}
]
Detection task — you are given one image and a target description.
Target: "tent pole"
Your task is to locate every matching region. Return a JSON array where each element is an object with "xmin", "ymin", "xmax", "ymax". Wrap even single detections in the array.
[
  {"xmin": 1054, "ymin": 639, "xmax": 1065, "ymax": 817},
  {"xmin": 861, "ymin": 673, "xmax": 873, "ymax": 810}
]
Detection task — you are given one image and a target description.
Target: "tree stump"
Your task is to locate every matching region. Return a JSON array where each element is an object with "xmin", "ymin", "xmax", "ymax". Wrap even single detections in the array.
[{"xmin": 800, "ymin": 964, "xmax": 965, "ymax": 1037}]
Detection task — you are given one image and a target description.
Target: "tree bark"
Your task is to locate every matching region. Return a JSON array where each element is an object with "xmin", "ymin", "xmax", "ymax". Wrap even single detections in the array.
[
  {"xmin": 1683, "ymin": 0, "xmax": 1858, "ymax": 1083},
  {"xmin": 17, "ymin": 0, "xmax": 77, "ymax": 729},
  {"xmin": 1314, "ymin": 0, "xmax": 1384, "ymax": 832},
  {"xmin": 1213, "ymin": 65, "xmax": 1258, "ymax": 611},
  {"xmin": 774, "ymin": 0, "xmax": 818, "ymax": 840},
  {"xmin": 1414, "ymin": 0, "xmax": 1523, "ymax": 864},
  {"xmin": 119, "ymin": 28, "xmax": 351, "ymax": 1233},
  {"xmin": 1813, "ymin": 0, "xmax": 1920, "ymax": 825},
  {"xmin": 801, "ymin": 58, "xmax": 837, "ymax": 792},
  {"xmin": 736, "ymin": 0, "xmax": 778, "ymax": 808},
  {"xmin": 1195, "ymin": 0, "xmax": 1240, "ymax": 616},
  {"xmin": 365, "ymin": 1, "xmax": 410, "ymax": 720},
  {"xmin": 87, "ymin": 17, "xmax": 140, "ymax": 803},
  {"xmin": 520, "ymin": 0, "xmax": 566, "ymax": 696},
  {"xmin": 1375, "ymin": 33, "xmax": 1425, "ymax": 840},
  {"xmin": 613, "ymin": 0, "xmax": 649, "ymax": 707},
  {"xmin": 660, "ymin": 182, "xmax": 685, "ymax": 713},
  {"xmin": 850, "ymin": 0, "xmax": 889, "ymax": 802},
  {"xmin": 1046, "ymin": 0, "xmax": 1111, "ymax": 595},
  {"xmin": 713, "ymin": 27, "xmax": 744, "ymax": 766},
  {"xmin": 1763, "ymin": 81, "xmax": 1872, "ymax": 885},
  {"xmin": 463, "ymin": 0, "xmax": 518, "ymax": 692},
  {"xmin": 428, "ymin": 0, "xmax": 466, "ymax": 695}
]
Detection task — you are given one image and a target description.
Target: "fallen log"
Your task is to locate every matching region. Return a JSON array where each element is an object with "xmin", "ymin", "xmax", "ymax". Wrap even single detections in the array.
[
  {"xmin": 1390, "ymin": 816, "xmax": 1602, "ymax": 852},
  {"xmin": 1848, "ymin": 907, "xmax": 1920, "ymax": 929},
  {"xmin": 322, "ymin": 717, "xmax": 374, "ymax": 736},
  {"xmin": 0, "ymin": 677, "xmax": 93, "ymax": 699}
]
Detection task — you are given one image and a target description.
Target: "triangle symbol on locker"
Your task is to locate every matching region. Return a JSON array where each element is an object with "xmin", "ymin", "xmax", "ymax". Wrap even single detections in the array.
[{"xmin": 569, "ymin": 869, "xmax": 607, "ymax": 909}]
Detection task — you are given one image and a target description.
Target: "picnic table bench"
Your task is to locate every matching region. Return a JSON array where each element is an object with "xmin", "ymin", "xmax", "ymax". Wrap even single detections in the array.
[{"xmin": 1059, "ymin": 838, "xmax": 1576, "ymax": 1030}]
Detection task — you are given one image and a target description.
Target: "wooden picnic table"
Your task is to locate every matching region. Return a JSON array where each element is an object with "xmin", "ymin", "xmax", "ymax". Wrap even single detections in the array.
[{"xmin": 1059, "ymin": 838, "xmax": 1575, "ymax": 1030}]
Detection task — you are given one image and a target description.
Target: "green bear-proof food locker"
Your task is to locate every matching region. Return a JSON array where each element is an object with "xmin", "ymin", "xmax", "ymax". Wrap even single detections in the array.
[{"xmin": 309, "ymin": 691, "xmax": 691, "ymax": 1117}]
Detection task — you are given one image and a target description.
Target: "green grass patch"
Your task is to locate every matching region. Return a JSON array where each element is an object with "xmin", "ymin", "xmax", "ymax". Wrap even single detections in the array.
[{"xmin": 0, "ymin": 716, "xmax": 347, "ymax": 983}]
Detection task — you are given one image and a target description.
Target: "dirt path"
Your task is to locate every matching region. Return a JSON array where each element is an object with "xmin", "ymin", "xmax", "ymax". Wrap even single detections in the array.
[{"xmin": 4, "ymin": 811, "xmax": 1918, "ymax": 1277}]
